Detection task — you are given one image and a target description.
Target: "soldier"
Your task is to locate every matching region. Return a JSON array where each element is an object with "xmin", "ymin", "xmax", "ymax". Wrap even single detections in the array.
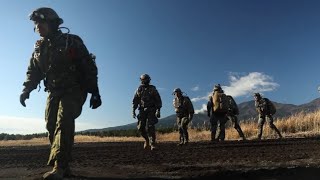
[
  {"xmin": 132, "ymin": 74, "xmax": 162, "ymax": 150},
  {"xmin": 207, "ymin": 84, "xmax": 228, "ymax": 142},
  {"xmin": 19, "ymin": 7, "xmax": 102, "ymax": 180},
  {"xmin": 226, "ymin": 95, "xmax": 246, "ymax": 140},
  {"xmin": 172, "ymin": 88, "xmax": 194, "ymax": 145},
  {"xmin": 254, "ymin": 93, "xmax": 282, "ymax": 140}
]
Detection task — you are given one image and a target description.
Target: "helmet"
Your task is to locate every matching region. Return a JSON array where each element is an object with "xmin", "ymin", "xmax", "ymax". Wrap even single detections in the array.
[
  {"xmin": 29, "ymin": 7, "xmax": 63, "ymax": 25},
  {"xmin": 213, "ymin": 84, "xmax": 222, "ymax": 91},
  {"xmin": 140, "ymin": 74, "xmax": 151, "ymax": 85},
  {"xmin": 173, "ymin": 88, "xmax": 182, "ymax": 95},
  {"xmin": 253, "ymin": 93, "xmax": 261, "ymax": 98}
]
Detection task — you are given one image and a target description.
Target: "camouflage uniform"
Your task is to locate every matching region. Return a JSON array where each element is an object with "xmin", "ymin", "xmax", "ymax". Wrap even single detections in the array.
[
  {"xmin": 20, "ymin": 7, "xmax": 101, "ymax": 179},
  {"xmin": 207, "ymin": 85, "xmax": 228, "ymax": 141},
  {"xmin": 254, "ymin": 93, "xmax": 282, "ymax": 140},
  {"xmin": 226, "ymin": 95, "xmax": 246, "ymax": 140},
  {"xmin": 132, "ymin": 74, "xmax": 162, "ymax": 150},
  {"xmin": 172, "ymin": 88, "xmax": 194, "ymax": 145}
]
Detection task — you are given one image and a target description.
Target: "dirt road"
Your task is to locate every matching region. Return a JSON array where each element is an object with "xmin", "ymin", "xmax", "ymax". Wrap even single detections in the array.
[{"xmin": 1, "ymin": 137, "xmax": 320, "ymax": 180}]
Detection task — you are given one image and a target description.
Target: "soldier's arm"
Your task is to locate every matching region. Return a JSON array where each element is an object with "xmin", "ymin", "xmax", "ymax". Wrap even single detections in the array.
[
  {"xmin": 154, "ymin": 88, "xmax": 162, "ymax": 110},
  {"xmin": 22, "ymin": 54, "xmax": 43, "ymax": 93},
  {"xmin": 132, "ymin": 90, "xmax": 140, "ymax": 111},
  {"xmin": 72, "ymin": 35, "xmax": 99, "ymax": 94},
  {"xmin": 207, "ymin": 96, "xmax": 213, "ymax": 112},
  {"xmin": 189, "ymin": 100, "xmax": 194, "ymax": 121},
  {"xmin": 187, "ymin": 97, "xmax": 195, "ymax": 114}
]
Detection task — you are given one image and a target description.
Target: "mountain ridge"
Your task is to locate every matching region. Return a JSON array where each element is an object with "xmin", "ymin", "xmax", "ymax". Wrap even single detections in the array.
[{"xmin": 83, "ymin": 98, "xmax": 320, "ymax": 132}]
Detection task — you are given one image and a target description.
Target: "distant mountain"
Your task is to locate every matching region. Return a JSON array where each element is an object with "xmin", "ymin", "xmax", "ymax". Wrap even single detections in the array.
[{"xmin": 83, "ymin": 98, "xmax": 320, "ymax": 132}]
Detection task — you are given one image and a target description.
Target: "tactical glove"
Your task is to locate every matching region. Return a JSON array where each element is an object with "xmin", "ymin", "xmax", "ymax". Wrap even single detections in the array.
[
  {"xmin": 20, "ymin": 91, "xmax": 30, "ymax": 107},
  {"xmin": 132, "ymin": 110, "xmax": 136, "ymax": 119},
  {"xmin": 155, "ymin": 109, "xmax": 161, "ymax": 118},
  {"xmin": 90, "ymin": 93, "xmax": 102, "ymax": 109}
]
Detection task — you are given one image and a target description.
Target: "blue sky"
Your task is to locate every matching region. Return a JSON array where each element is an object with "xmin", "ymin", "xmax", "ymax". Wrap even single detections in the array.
[{"xmin": 1, "ymin": 0, "xmax": 320, "ymax": 134}]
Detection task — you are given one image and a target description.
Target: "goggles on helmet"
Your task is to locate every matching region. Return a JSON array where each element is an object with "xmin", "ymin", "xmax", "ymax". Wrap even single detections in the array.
[{"xmin": 29, "ymin": 11, "xmax": 46, "ymax": 22}]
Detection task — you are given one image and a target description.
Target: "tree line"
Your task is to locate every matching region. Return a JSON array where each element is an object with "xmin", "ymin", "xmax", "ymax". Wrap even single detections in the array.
[{"xmin": 0, "ymin": 126, "xmax": 183, "ymax": 141}]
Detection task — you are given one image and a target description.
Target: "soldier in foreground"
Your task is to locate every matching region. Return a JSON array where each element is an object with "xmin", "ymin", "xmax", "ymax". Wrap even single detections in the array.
[
  {"xmin": 207, "ymin": 84, "xmax": 228, "ymax": 142},
  {"xmin": 254, "ymin": 93, "xmax": 282, "ymax": 140},
  {"xmin": 132, "ymin": 74, "xmax": 162, "ymax": 150},
  {"xmin": 20, "ymin": 7, "xmax": 102, "ymax": 179},
  {"xmin": 226, "ymin": 95, "xmax": 246, "ymax": 140},
  {"xmin": 172, "ymin": 88, "xmax": 194, "ymax": 145}
]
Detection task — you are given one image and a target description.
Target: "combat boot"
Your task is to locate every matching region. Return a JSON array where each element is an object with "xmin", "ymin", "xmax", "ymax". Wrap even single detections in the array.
[
  {"xmin": 143, "ymin": 140, "xmax": 150, "ymax": 149},
  {"xmin": 43, "ymin": 161, "xmax": 65, "ymax": 180},
  {"xmin": 210, "ymin": 131, "xmax": 217, "ymax": 142},
  {"xmin": 150, "ymin": 141, "xmax": 156, "ymax": 150},
  {"xmin": 184, "ymin": 133, "xmax": 189, "ymax": 145},
  {"xmin": 177, "ymin": 136, "xmax": 184, "ymax": 146}
]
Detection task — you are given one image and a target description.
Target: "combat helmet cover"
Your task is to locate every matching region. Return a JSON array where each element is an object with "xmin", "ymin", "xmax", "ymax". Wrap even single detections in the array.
[
  {"xmin": 29, "ymin": 7, "xmax": 63, "ymax": 25},
  {"xmin": 172, "ymin": 88, "xmax": 182, "ymax": 95},
  {"xmin": 140, "ymin": 73, "xmax": 151, "ymax": 85}
]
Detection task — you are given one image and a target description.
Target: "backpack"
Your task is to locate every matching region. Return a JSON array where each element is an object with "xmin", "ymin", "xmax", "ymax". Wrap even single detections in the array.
[
  {"xmin": 212, "ymin": 91, "xmax": 229, "ymax": 113},
  {"xmin": 264, "ymin": 98, "xmax": 276, "ymax": 115},
  {"xmin": 227, "ymin": 95, "xmax": 239, "ymax": 115}
]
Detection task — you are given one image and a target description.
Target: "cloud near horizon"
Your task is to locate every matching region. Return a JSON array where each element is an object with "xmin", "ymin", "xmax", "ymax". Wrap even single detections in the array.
[
  {"xmin": 194, "ymin": 72, "xmax": 279, "ymax": 113},
  {"xmin": 0, "ymin": 116, "xmax": 104, "ymax": 135},
  {"xmin": 222, "ymin": 72, "xmax": 279, "ymax": 97},
  {"xmin": 195, "ymin": 104, "xmax": 207, "ymax": 114},
  {"xmin": 191, "ymin": 85, "xmax": 200, "ymax": 92}
]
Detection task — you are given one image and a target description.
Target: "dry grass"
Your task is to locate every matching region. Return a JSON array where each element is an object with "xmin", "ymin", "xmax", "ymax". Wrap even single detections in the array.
[
  {"xmin": 2, "ymin": 110, "xmax": 320, "ymax": 146},
  {"xmin": 0, "ymin": 137, "xmax": 49, "ymax": 147}
]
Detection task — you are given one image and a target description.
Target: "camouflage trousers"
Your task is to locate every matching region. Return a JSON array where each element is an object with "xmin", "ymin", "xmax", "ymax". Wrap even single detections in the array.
[
  {"xmin": 210, "ymin": 113, "xmax": 227, "ymax": 141},
  {"xmin": 176, "ymin": 116, "xmax": 190, "ymax": 143},
  {"xmin": 137, "ymin": 108, "xmax": 158, "ymax": 146},
  {"xmin": 226, "ymin": 114, "xmax": 245, "ymax": 139},
  {"xmin": 45, "ymin": 89, "xmax": 87, "ymax": 168},
  {"xmin": 257, "ymin": 114, "xmax": 282, "ymax": 139}
]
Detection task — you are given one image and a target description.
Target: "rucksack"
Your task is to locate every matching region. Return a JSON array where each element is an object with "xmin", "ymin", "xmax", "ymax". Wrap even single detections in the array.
[
  {"xmin": 227, "ymin": 95, "xmax": 239, "ymax": 115},
  {"xmin": 212, "ymin": 91, "xmax": 229, "ymax": 113},
  {"xmin": 264, "ymin": 98, "xmax": 276, "ymax": 115}
]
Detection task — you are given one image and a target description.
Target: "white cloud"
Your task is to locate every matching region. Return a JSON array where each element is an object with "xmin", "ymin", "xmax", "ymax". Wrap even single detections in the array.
[
  {"xmin": 193, "ymin": 72, "xmax": 279, "ymax": 113},
  {"xmin": 191, "ymin": 96, "xmax": 207, "ymax": 102},
  {"xmin": 191, "ymin": 85, "xmax": 200, "ymax": 92},
  {"xmin": 0, "ymin": 116, "xmax": 102, "ymax": 135},
  {"xmin": 222, "ymin": 72, "xmax": 279, "ymax": 97},
  {"xmin": 0, "ymin": 116, "xmax": 45, "ymax": 135},
  {"xmin": 195, "ymin": 104, "xmax": 207, "ymax": 114}
]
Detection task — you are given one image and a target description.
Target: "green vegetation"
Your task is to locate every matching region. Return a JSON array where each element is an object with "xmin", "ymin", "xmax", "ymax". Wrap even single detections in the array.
[{"xmin": 0, "ymin": 133, "xmax": 47, "ymax": 141}]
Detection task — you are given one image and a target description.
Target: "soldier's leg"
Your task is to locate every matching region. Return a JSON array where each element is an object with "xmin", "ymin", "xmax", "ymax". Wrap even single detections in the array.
[
  {"xmin": 45, "ymin": 90, "xmax": 86, "ymax": 179},
  {"xmin": 177, "ymin": 118, "xmax": 184, "ymax": 145},
  {"xmin": 148, "ymin": 124, "xmax": 156, "ymax": 147},
  {"xmin": 147, "ymin": 110, "xmax": 158, "ymax": 150},
  {"xmin": 45, "ymin": 94, "xmax": 59, "ymax": 146},
  {"xmin": 257, "ymin": 115, "xmax": 266, "ymax": 140},
  {"xmin": 182, "ymin": 117, "xmax": 189, "ymax": 144},
  {"xmin": 137, "ymin": 113, "xmax": 149, "ymax": 144},
  {"xmin": 233, "ymin": 116, "xmax": 245, "ymax": 140},
  {"xmin": 210, "ymin": 115, "xmax": 218, "ymax": 141},
  {"xmin": 267, "ymin": 115, "xmax": 282, "ymax": 138},
  {"xmin": 217, "ymin": 115, "xmax": 227, "ymax": 141}
]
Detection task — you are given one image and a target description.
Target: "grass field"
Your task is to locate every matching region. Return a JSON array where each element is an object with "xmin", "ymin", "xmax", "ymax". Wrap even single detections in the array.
[{"xmin": 1, "ymin": 110, "xmax": 320, "ymax": 146}]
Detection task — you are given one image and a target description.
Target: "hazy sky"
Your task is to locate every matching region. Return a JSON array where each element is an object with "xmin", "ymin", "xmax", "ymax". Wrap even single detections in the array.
[{"xmin": 1, "ymin": 0, "xmax": 320, "ymax": 134}]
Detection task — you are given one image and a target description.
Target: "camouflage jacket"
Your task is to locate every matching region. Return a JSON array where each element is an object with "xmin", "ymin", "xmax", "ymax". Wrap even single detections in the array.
[
  {"xmin": 132, "ymin": 84, "xmax": 162, "ymax": 111},
  {"xmin": 255, "ymin": 98, "xmax": 268, "ymax": 115},
  {"xmin": 227, "ymin": 95, "xmax": 239, "ymax": 115},
  {"xmin": 22, "ymin": 31, "xmax": 99, "ymax": 94},
  {"xmin": 173, "ymin": 96, "xmax": 194, "ymax": 118}
]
